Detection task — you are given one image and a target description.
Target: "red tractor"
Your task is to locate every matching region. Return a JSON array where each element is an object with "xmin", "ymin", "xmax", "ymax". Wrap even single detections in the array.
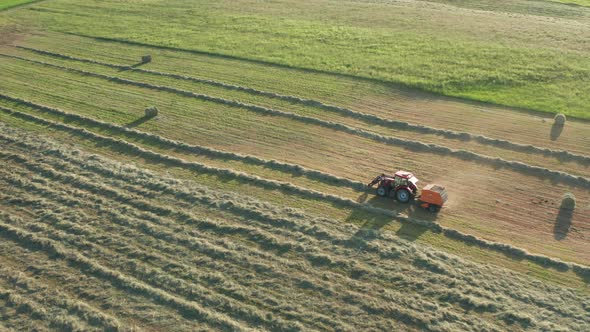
[
  {"xmin": 368, "ymin": 170, "xmax": 448, "ymax": 212},
  {"xmin": 368, "ymin": 171, "xmax": 419, "ymax": 203}
]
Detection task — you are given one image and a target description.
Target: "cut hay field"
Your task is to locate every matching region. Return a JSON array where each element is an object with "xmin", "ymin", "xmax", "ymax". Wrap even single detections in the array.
[{"xmin": 1, "ymin": 0, "xmax": 590, "ymax": 330}]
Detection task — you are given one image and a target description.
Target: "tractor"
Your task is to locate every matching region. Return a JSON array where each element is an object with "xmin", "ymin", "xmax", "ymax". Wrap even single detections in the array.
[
  {"xmin": 368, "ymin": 170, "xmax": 448, "ymax": 212},
  {"xmin": 368, "ymin": 171, "xmax": 419, "ymax": 203}
]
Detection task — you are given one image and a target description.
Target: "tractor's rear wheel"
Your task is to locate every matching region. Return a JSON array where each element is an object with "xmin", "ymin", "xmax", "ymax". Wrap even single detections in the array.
[
  {"xmin": 376, "ymin": 186, "xmax": 388, "ymax": 197},
  {"xmin": 396, "ymin": 189, "xmax": 410, "ymax": 203}
]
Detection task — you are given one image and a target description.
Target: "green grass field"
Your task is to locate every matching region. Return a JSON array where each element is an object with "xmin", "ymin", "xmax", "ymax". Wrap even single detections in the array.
[
  {"xmin": 4, "ymin": 0, "xmax": 590, "ymax": 118},
  {"xmin": 0, "ymin": 0, "xmax": 40, "ymax": 10},
  {"xmin": 1, "ymin": 0, "xmax": 589, "ymax": 330}
]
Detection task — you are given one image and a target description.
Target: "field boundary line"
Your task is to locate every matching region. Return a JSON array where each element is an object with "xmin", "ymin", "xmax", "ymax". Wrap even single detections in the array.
[
  {"xmin": 1, "ymin": 53, "xmax": 588, "ymax": 190},
  {"xmin": 16, "ymin": 45, "xmax": 590, "ymax": 166},
  {"xmin": 1, "ymin": 106, "xmax": 589, "ymax": 277}
]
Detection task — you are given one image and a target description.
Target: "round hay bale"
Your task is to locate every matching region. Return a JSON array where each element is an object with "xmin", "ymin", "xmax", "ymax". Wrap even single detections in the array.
[
  {"xmin": 141, "ymin": 54, "xmax": 152, "ymax": 64},
  {"xmin": 561, "ymin": 192, "xmax": 576, "ymax": 210},
  {"xmin": 145, "ymin": 106, "xmax": 159, "ymax": 117},
  {"xmin": 554, "ymin": 113, "xmax": 566, "ymax": 126}
]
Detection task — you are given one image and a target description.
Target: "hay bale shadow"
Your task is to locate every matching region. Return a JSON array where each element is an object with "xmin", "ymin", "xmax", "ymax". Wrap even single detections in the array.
[
  {"xmin": 553, "ymin": 205, "xmax": 574, "ymax": 240},
  {"xmin": 129, "ymin": 62, "xmax": 148, "ymax": 69},
  {"xmin": 550, "ymin": 123, "xmax": 564, "ymax": 141},
  {"xmin": 125, "ymin": 115, "xmax": 153, "ymax": 128}
]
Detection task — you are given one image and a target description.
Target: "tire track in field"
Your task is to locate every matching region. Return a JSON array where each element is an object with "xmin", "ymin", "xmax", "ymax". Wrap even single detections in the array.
[
  {"xmin": 1, "ymin": 54, "xmax": 588, "ymax": 190},
  {"xmin": 3, "ymin": 132, "xmax": 588, "ymax": 329},
  {"xmin": 16, "ymin": 45, "xmax": 590, "ymax": 166},
  {"xmin": 1, "ymin": 108, "xmax": 588, "ymax": 278}
]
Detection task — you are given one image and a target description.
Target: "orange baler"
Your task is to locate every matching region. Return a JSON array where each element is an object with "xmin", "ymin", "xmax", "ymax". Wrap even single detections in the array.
[{"xmin": 418, "ymin": 184, "xmax": 448, "ymax": 213}]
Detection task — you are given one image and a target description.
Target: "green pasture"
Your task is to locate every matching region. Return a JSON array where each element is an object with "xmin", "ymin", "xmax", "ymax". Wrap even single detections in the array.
[{"xmin": 2, "ymin": 0, "xmax": 590, "ymax": 118}]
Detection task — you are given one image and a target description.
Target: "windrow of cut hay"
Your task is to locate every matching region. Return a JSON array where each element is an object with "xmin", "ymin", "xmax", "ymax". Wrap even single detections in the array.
[
  {"xmin": 3, "ymin": 157, "xmax": 308, "ymax": 266},
  {"xmin": 0, "ymin": 213, "xmax": 252, "ymax": 332},
  {"xmin": 0, "ymin": 106, "xmax": 425, "ymax": 223},
  {"xmin": 1, "ymin": 170, "xmax": 432, "ymax": 331},
  {"xmin": 2, "ymin": 177, "xmax": 451, "ymax": 331},
  {"xmin": 0, "ymin": 266, "xmax": 122, "ymax": 331},
  {"xmin": 0, "ymin": 154, "xmax": 479, "ymax": 330},
  {"xmin": 14, "ymin": 46, "xmax": 590, "ymax": 166},
  {"xmin": 0, "ymin": 157, "xmax": 573, "ymax": 330},
  {"xmin": 0, "ymin": 286, "xmax": 70, "ymax": 330},
  {"xmin": 2, "ymin": 54, "xmax": 587, "ymax": 190},
  {"xmin": 0, "ymin": 120, "xmax": 586, "ymax": 280},
  {"xmin": 0, "ymin": 189, "xmax": 472, "ymax": 331},
  {"xmin": 5, "ymin": 127, "xmax": 590, "ymax": 331},
  {"xmin": 3, "ymin": 125, "xmax": 590, "ymax": 329},
  {"xmin": 0, "ymin": 94, "xmax": 368, "ymax": 192},
  {"xmin": 0, "ymin": 192, "xmax": 305, "ymax": 332}
]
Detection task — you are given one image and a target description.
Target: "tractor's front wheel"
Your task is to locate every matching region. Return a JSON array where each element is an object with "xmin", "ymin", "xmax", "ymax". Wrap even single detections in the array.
[
  {"xmin": 396, "ymin": 189, "xmax": 411, "ymax": 203},
  {"xmin": 376, "ymin": 186, "xmax": 388, "ymax": 197}
]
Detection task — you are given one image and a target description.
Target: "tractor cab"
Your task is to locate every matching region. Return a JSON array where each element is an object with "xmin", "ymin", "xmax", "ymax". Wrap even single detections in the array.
[{"xmin": 393, "ymin": 171, "xmax": 418, "ymax": 190}]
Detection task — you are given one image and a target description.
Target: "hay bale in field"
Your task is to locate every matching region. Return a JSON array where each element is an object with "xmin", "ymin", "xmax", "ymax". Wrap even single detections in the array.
[
  {"xmin": 554, "ymin": 192, "xmax": 575, "ymax": 240},
  {"xmin": 550, "ymin": 114, "xmax": 566, "ymax": 140},
  {"xmin": 141, "ymin": 54, "xmax": 152, "ymax": 64},
  {"xmin": 144, "ymin": 106, "xmax": 159, "ymax": 118},
  {"xmin": 554, "ymin": 113, "xmax": 566, "ymax": 126},
  {"xmin": 561, "ymin": 192, "xmax": 576, "ymax": 210}
]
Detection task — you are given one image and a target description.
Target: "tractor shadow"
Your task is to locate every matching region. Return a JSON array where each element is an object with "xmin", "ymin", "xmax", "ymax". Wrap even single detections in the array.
[
  {"xmin": 550, "ymin": 123, "xmax": 564, "ymax": 141},
  {"xmin": 553, "ymin": 205, "xmax": 574, "ymax": 241},
  {"xmin": 351, "ymin": 191, "xmax": 439, "ymax": 242}
]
